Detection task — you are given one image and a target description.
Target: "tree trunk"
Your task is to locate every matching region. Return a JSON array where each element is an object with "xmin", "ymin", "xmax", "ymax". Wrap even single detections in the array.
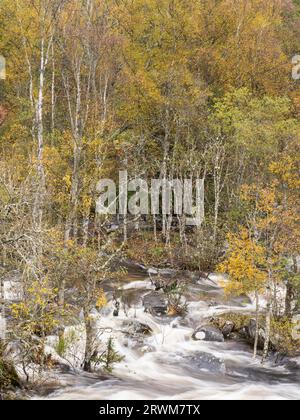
[
  {"xmin": 153, "ymin": 215, "xmax": 157, "ymax": 242},
  {"xmin": 285, "ymin": 280, "xmax": 294, "ymax": 320},
  {"xmin": 33, "ymin": 38, "xmax": 47, "ymax": 228},
  {"xmin": 262, "ymin": 272, "xmax": 272, "ymax": 363},
  {"xmin": 165, "ymin": 214, "xmax": 172, "ymax": 247},
  {"xmin": 285, "ymin": 256, "xmax": 298, "ymax": 319},
  {"xmin": 51, "ymin": 42, "xmax": 55, "ymax": 139},
  {"xmin": 83, "ymin": 310, "xmax": 94, "ymax": 372},
  {"xmin": 58, "ymin": 281, "xmax": 65, "ymax": 307},
  {"xmin": 64, "ymin": 142, "xmax": 81, "ymax": 243},
  {"xmin": 253, "ymin": 290, "xmax": 259, "ymax": 359}
]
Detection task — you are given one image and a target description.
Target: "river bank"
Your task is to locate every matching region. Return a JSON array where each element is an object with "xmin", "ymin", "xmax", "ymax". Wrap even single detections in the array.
[{"xmin": 28, "ymin": 264, "xmax": 300, "ymax": 400}]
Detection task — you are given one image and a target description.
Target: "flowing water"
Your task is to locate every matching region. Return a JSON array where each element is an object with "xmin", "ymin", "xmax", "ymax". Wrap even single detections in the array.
[{"xmin": 42, "ymin": 269, "xmax": 300, "ymax": 400}]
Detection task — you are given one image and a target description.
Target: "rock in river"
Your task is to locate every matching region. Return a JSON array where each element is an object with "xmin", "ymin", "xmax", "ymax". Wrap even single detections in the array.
[
  {"xmin": 192, "ymin": 325, "xmax": 225, "ymax": 342},
  {"xmin": 120, "ymin": 319, "xmax": 153, "ymax": 337},
  {"xmin": 143, "ymin": 291, "xmax": 168, "ymax": 316},
  {"xmin": 187, "ymin": 351, "xmax": 226, "ymax": 374},
  {"xmin": 221, "ymin": 321, "xmax": 235, "ymax": 338}
]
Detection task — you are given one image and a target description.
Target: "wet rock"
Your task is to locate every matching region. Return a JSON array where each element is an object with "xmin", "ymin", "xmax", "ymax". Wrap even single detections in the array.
[
  {"xmin": 187, "ymin": 351, "xmax": 226, "ymax": 374},
  {"xmin": 170, "ymin": 318, "xmax": 180, "ymax": 328},
  {"xmin": 120, "ymin": 319, "xmax": 152, "ymax": 337},
  {"xmin": 221, "ymin": 321, "xmax": 235, "ymax": 338},
  {"xmin": 192, "ymin": 325, "xmax": 224, "ymax": 342},
  {"xmin": 118, "ymin": 320, "xmax": 153, "ymax": 353},
  {"xmin": 143, "ymin": 291, "xmax": 168, "ymax": 316},
  {"xmin": 112, "ymin": 297, "xmax": 120, "ymax": 317}
]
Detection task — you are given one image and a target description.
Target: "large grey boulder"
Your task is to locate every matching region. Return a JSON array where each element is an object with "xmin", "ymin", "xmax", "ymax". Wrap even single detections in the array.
[{"xmin": 192, "ymin": 325, "xmax": 225, "ymax": 342}]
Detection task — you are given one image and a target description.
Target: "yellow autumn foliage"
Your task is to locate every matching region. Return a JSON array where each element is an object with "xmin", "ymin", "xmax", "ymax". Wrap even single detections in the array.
[{"xmin": 218, "ymin": 228, "xmax": 267, "ymax": 296}]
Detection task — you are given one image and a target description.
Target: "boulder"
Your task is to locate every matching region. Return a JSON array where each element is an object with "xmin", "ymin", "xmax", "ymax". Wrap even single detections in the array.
[
  {"xmin": 221, "ymin": 321, "xmax": 235, "ymax": 338},
  {"xmin": 143, "ymin": 291, "xmax": 168, "ymax": 316},
  {"xmin": 192, "ymin": 325, "xmax": 224, "ymax": 342},
  {"xmin": 120, "ymin": 319, "xmax": 152, "ymax": 337},
  {"xmin": 115, "ymin": 320, "xmax": 154, "ymax": 353}
]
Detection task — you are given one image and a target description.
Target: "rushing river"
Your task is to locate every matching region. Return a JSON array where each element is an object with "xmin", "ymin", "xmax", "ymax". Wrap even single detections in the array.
[{"xmin": 40, "ymin": 269, "xmax": 300, "ymax": 400}]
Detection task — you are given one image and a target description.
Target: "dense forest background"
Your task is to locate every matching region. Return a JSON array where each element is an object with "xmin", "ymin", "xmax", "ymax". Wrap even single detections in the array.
[{"xmin": 0, "ymin": 0, "xmax": 299, "ymax": 396}]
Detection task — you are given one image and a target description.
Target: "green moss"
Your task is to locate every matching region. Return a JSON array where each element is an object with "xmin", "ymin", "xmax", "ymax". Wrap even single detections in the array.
[{"xmin": 211, "ymin": 312, "xmax": 252, "ymax": 331}]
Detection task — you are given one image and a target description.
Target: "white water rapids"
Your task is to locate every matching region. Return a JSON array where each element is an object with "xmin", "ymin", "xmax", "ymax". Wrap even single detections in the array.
[{"xmin": 38, "ymin": 271, "xmax": 299, "ymax": 400}]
